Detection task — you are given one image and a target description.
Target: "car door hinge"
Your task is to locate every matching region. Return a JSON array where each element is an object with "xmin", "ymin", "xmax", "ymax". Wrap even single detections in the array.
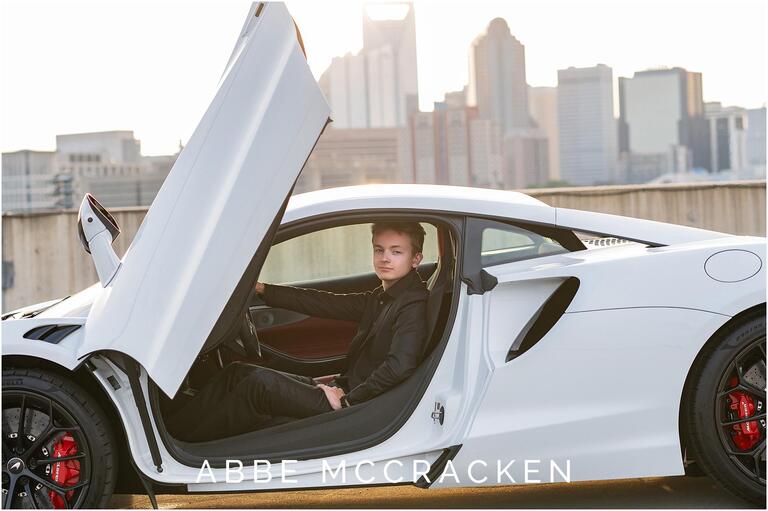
[{"xmin": 431, "ymin": 401, "xmax": 444, "ymax": 425}]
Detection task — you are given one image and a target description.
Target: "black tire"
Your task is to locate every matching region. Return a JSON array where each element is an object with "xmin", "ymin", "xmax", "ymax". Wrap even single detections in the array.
[
  {"xmin": 2, "ymin": 367, "xmax": 117, "ymax": 509},
  {"xmin": 685, "ymin": 313, "xmax": 766, "ymax": 505}
]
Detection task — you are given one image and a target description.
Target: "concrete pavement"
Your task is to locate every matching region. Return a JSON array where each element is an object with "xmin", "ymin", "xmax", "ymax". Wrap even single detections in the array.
[{"xmin": 108, "ymin": 475, "xmax": 760, "ymax": 509}]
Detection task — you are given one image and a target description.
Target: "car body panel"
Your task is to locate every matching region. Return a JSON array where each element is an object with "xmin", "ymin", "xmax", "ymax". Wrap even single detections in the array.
[
  {"xmin": 434, "ymin": 306, "xmax": 730, "ymax": 487},
  {"xmin": 75, "ymin": 2, "xmax": 331, "ymax": 397},
  {"xmin": 425, "ymin": 241, "xmax": 748, "ymax": 487},
  {"xmin": 36, "ymin": 283, "xmax": 102, "ymax": 319},
  {"xmin": 480, "ymin": 235, "xmax": 765, "ymax": 317},
  {"xmin": 283, "ymin": 184, "xmax": 556, "ymax": 226},
  {"xmin": 2, "ymin": 316, "xmax": 86, "ymax": 371}
]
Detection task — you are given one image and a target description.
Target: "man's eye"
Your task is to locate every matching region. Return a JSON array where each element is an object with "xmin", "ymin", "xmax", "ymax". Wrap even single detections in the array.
[{"xmin": 393, "ymin": 251, "xmax": 401, "ymax": 255}]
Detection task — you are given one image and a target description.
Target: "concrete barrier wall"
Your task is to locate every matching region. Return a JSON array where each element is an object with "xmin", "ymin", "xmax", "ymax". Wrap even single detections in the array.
[{"xmin": 2, "ymin": 180, "xmax": 764, "ymax": 312}]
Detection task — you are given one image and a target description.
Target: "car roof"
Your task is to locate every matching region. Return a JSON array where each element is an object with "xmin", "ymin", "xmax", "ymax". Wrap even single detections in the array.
[{"xmin": 284, "ymin": 184, "xmax": 552, "ymax": 224}]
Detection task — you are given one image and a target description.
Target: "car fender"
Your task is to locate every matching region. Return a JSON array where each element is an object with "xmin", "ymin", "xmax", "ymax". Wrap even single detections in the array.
[{"xmin": 1, "ymin": 317, "xmax": 86, "ymax": 371}]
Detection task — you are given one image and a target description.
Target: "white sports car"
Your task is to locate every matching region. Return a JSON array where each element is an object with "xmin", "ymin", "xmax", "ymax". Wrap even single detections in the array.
[{"xmin": 2, "ymin": 3, "xmax": 765, "ymax": 508}]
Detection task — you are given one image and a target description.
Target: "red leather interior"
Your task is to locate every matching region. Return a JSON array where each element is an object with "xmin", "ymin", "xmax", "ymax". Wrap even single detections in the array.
[{"xmin": 258, "ymin": 316, "xmax": 357, "ymax": 359}]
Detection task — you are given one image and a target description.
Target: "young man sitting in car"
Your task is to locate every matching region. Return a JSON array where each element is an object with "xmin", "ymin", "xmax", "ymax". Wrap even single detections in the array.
[{"xmin": 166, "ymin": 222, "xmax": 430, "ymax": 442}]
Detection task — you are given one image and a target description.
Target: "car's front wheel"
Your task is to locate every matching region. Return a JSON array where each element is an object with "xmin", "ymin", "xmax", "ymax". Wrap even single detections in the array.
[
  {"xmin": 685, "ymin": 313, "xmax": 766, "ymax": 505},
  {"xmin": 2, "ymin": 367, "xmax": 117, "ymax": 509}
]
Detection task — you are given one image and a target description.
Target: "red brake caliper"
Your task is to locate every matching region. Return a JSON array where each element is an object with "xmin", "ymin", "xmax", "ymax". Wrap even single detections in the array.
[
  {"xmin": 48, "ymin": 433, "xmax": 80, "ymax": 509},
  {"xmin": 726, "ymin": 376, "xmax": 762, "ymax": 451}
]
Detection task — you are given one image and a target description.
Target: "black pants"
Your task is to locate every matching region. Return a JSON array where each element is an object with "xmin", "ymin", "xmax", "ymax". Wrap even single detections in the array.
[{"xmin": 166, "ymin": 362, "xmax": 333, "ymax": 442}]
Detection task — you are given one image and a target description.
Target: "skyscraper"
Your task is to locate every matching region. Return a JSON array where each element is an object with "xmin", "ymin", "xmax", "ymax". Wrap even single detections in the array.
[
  {"xmin": 320, "ymin": 53, "xmax": 369, "ymax": 128},
  {"xmin": 618, "ymin": 67, "xmax": 710, "ymax": 182},
  {"xmin": 363, "ymin": 2, "xmax": 419, "ymax": 127},
  {"xmin": 469, "ymin": 18, "xmax": 531, "ymax": 134},
  {"xmin": 746, "ymin": 107, "xmax": 767, "ymax": 177},
  {"xmin": 320, "ymin": 3, "xmax": 418, "ymax": 129},
  {"xmin": 529, "ymin": 86, "xmax": 560, "ymax": 180},
  {"xmin": 557, "ymin": 64, "xmax": 618, "ymax": 186},
  {"xmin": 705, "ymin": 102, "xmax": 749, "ymax": 174}
]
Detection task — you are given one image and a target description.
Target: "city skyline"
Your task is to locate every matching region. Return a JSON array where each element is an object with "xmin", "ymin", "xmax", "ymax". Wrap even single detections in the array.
[{"xmin": 1, "ymin": 0, "xmax": 765, "ymax": 156}]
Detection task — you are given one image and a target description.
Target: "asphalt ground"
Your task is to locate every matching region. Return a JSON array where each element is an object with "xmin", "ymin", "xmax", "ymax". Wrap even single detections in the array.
[{"xmin": 108, "ymin": 475, "xmax": 761, "ymax": 509}]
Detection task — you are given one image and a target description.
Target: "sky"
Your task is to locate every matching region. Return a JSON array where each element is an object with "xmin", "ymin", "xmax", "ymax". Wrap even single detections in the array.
[{"xmin": 1, "ymin": 0, "xmax": 765, "ymax": 156}]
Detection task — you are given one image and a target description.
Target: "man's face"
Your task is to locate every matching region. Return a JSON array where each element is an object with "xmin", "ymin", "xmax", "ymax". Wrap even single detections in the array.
[{"xmin": 372, "ymin": 229, "xmax": 423, "ymax": 287}]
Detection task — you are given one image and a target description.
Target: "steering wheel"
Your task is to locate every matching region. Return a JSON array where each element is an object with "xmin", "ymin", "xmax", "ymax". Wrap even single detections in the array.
[
  {"xmin": 208, "ymin": 288, "xmax": 264, "ymax": 361},
  {"xmin": 238, "ymin": 310, "xmax": 263, "ymax": 359}
]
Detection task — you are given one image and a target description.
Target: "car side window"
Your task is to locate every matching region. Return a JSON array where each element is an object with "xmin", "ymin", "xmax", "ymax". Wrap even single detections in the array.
[
  {"xmin": 480, "ymin": 223, "xmax": 568, "ymax": 267},
  {"xmin": 260, "ymin": 222, "xmax": 439, "ymax": 284},
  {"xmin": 462, "ymin": 216, "xmax": 582, "ymax": 294}
]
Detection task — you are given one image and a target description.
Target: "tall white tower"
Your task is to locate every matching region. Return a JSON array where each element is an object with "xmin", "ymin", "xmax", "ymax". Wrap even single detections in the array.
[
  {"xmin": 362, "ymin": 2, "xmax": 419, "ymax": 127},
  {"xmin": 320, "ymin": 3, "xmax": 419, "ymax": 129}
]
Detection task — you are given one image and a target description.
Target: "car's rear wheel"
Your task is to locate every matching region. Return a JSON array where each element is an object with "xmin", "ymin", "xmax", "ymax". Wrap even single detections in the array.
[
  {"xmin": 686, "ymin": 313, "xmax": 766, "ymax": 505},
  {"xmin": 2, "ymin": 368, "xmax": 117, "ymax": 509}
]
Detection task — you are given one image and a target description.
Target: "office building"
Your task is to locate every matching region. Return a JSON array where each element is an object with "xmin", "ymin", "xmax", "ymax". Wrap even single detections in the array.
[
  {"xmin": 618, "ymin": 67, "xmax": 710, "ymax": 182},
  {"xmin": 502, "ymin": 129, "xmax": 549, "ymax": 189},
  {"xmin": 529, "ymin": 86, "xmax": 560, "ymax": 180},
  {"xmin": 558, "ymin": 64, "xmax": 618, "ymax": 186},
  {"xmin": 746, "ymin": 107, "xmax": 766, "ymax": 176},
  {"xmin": 1, "ymin": 151, "xmax": 60, "ymax": 212}
]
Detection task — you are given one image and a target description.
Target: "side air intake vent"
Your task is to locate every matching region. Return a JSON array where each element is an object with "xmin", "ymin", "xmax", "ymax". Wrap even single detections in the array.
[
  {"xmin": 506, "ymin": 277, "xmax": 580, "ymax": 362},
  {"xmin": 583, "ymin": 237, "xmax": 632, "ymax": 247},
  {"xmin": 23, "ymin": 324, "xmax": 81, "ymax": 344}
]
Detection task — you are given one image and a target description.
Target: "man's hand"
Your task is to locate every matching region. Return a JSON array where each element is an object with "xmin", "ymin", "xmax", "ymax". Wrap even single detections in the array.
[
  {"xmin": 255, "ymin": 282, "xmax": 265, "ymax": 294},
  {"xmin": 317, "ymin": 384, "xmax": 345, "ymax": 410}
]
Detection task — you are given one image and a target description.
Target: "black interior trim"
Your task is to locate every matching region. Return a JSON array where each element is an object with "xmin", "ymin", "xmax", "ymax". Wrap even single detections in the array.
[
  {"xmin": 148, "ymin": 212, "xmax": 463, "ymax": 468},
  {"xmin": 255, "ymin": 343, "xmax": 346, "ymax": 377},
  {"xmin": 479, "ymin": 269, "xmax": 498, "ymax": 293},
  {"xmin": 122, "ymin": 354, "xmax": 164, "ymax": 473},
  {"xmin": 506, "ymin": 277, "xmax": 581, "ymax": 362},
  {"xmin": 248, "ymin": 307, "xmax": 311, "ymax": 331},
  {"xmin": 415, "ymin": 444, "xmax": 462, "ymax": 488}
]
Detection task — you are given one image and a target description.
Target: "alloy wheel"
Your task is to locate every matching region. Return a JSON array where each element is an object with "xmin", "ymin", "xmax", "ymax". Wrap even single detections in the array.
[
  {"xmin": 714, "ymin": 335, "xmax": 766, "ymax": 484},
  {"xmin": 2, "ymin": 391, "xmax": 91, "ymax": 509}
]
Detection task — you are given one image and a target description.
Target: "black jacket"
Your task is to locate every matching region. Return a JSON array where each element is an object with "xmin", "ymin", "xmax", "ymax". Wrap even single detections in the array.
[{"xmin": 261, "ymin": 269, "xmax": 429, "ymax": 404}]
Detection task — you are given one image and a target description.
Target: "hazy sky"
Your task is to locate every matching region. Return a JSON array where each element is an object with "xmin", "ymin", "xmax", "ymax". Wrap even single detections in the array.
[{"xmin": 1, "ymin": 0, "xmax": 765, "ymax": 155}]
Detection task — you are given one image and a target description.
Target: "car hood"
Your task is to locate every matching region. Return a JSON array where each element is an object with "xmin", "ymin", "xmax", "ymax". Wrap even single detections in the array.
[
  {"xmin": 76, "ymin": 2, "xmax": 330, "ymax": 397},
  {"xmin": 31, "ymin": 283, "xmax": 102, "ymax": 319}
]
